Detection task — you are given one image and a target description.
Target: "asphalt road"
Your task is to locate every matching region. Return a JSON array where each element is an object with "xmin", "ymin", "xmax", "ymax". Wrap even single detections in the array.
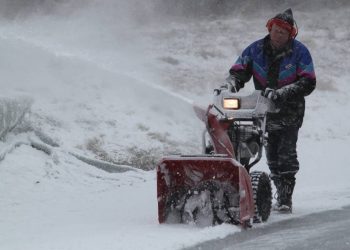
[{"xmin": 184, "ymin": 206, "xmax": 350, "ymax": 250}]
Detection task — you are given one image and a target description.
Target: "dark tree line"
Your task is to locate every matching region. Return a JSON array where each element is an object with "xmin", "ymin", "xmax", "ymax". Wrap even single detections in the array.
[
  {"xmin": 0, "ymin": 0, "xmax": 349, "ymax": 20},
  {"xmin": 156, "ymin": 0, "xmax": 349, "ymax": 18}
]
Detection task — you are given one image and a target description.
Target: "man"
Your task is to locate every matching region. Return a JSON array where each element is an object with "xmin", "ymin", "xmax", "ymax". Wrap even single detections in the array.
[{"xmin": 228, "ymin": 9, "xmax": 316, "ymax": 212}]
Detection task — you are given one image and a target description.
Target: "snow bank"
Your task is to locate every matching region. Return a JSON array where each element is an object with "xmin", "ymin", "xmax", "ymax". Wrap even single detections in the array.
[{"xmin": 0, "ymin": 28, "xmax": 202, "ymax": 169}]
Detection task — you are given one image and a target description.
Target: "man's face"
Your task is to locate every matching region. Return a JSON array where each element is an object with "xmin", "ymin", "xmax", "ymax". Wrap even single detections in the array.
[{"xmin": 269, "ymin": 24, "xmax": 290, "ymax": 49}]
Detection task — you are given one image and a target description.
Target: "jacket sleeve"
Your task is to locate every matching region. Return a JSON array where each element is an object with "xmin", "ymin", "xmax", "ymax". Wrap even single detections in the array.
[
  {"xmin": 229, "ymin": 45, "xmax": 254, "ymax": 88},
  {"xmin": 277, "ymin": 46, "xmax": 316, "ymax": 101}
]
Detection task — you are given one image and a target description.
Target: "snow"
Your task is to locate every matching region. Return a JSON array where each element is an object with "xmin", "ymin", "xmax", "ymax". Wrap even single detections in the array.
[{"xmin": 0, "ymin": 1, "xmax": 350, "ymax": 250}]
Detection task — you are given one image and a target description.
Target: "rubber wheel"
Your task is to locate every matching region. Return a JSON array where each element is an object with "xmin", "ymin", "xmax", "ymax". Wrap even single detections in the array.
[{"xmin": 250, "ymin": 171, "xmax": 272, "ymax": 222}]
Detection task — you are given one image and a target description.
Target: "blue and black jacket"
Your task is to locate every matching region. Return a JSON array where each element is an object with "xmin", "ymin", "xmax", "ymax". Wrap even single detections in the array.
[{"xmin": 229, "ymin": 35, "xmax": 316, "ymax": 129}]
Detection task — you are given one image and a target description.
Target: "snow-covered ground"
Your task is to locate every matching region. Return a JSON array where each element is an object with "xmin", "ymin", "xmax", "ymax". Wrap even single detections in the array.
[{"xmin": 0, "ymin": 1, "xmax": 350, "ymax": 249}]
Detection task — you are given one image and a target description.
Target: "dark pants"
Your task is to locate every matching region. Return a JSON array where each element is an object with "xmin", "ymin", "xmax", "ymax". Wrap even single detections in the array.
[
  {"xmin": 265, "ymin": 127, "xmax": 299, "ymax": 206},
  {"xmin": 265, "ymin": 127, "xmax": 299, "ymax": 178}
]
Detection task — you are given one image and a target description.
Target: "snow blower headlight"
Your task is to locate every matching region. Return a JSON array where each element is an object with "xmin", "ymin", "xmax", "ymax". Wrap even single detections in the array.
[{"xmin": 223, "ymin": 98, "xmax": 240, "ymax": 109}]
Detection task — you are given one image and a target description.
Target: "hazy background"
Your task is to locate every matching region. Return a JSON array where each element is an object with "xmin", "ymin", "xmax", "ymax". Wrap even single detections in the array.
[
  {"xmin": 0, "ymin": 0, "xmax": 349, "ymax": 166},
  {"xmin": 1, "ymin": 1, "xmax": 350, "ymax": 250}
]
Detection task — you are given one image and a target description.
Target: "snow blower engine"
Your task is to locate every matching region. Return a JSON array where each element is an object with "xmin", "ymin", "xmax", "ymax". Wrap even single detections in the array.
[{"xmin": 157, "ymin": 88, "xmax": 276, "ymax": 227}]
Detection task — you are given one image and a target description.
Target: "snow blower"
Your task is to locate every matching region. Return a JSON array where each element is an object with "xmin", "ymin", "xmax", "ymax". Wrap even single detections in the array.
[{"xmin": 157, "ymin": 89, "xmax": 275, "ymax": 227}]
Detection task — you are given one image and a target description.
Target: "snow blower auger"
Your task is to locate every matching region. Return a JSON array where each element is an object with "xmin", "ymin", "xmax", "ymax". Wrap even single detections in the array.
[{"xmin": 157, "ymin": 89, "xmax": 275, "ymax": 227}]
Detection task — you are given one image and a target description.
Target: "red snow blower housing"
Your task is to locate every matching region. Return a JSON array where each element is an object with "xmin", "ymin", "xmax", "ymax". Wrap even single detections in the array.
[{"xmin": 157, "ymin": 89, "xmax": 276, "ymax": 227}]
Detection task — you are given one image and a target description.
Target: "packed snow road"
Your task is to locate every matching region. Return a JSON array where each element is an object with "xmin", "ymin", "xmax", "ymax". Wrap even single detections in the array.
[{"xmin": 184, "ymin": 206, "xmax": 350, "ymax": 250}]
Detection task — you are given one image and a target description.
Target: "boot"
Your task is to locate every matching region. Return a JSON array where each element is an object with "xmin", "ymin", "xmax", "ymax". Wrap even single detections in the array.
[{"xmin": 271, "ymin": 176, "xmax": 295, "ymax": 213}]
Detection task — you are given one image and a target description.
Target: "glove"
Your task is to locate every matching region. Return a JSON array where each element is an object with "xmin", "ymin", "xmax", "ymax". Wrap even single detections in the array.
[
  {"xmin": 225, "ymin": 75, "xmax": 240, "ymax": 93},
  {"xmin": 263, "ymin": 88, "xmax": 278, "ymax": 101}
]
